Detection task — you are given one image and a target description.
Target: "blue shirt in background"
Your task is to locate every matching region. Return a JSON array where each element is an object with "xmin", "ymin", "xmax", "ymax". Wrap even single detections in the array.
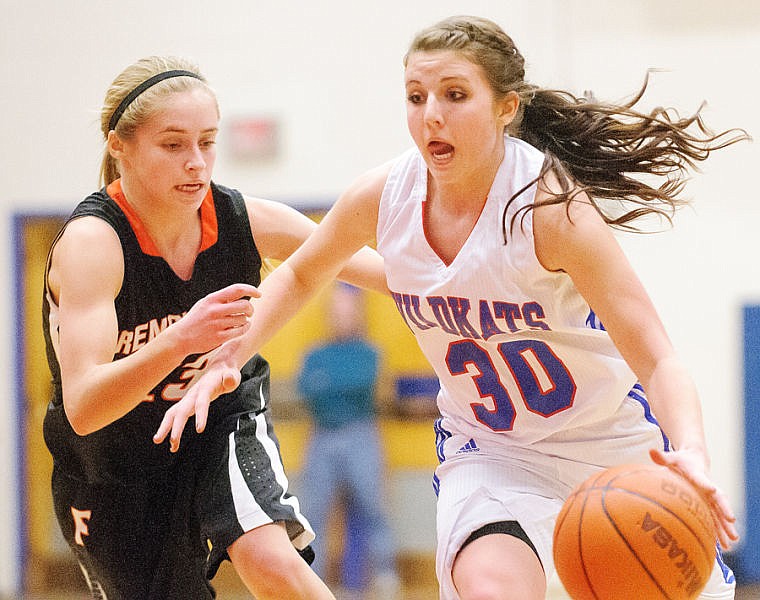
[{"xmin": 297, "ymin": 338, "xmax": 380, "ymax": 430}]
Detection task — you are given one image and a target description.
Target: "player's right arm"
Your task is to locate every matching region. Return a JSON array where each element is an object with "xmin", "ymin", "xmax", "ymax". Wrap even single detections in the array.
[
  {"xmin": 154, "ymin": 163, "xmax": 392, "ymax": 450},
  {"xmin": 49, "ymin": 216, "xmax": 258, "ymax": 435},
  {"xmin": 244, "ymin": 195, "xmax": 388, "ymax": 295}
]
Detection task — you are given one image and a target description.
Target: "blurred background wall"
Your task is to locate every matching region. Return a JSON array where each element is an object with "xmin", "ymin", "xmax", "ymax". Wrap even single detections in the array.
[{"xmin": 2, "ymin": 0, "xmax": 759, "ymax": 596}]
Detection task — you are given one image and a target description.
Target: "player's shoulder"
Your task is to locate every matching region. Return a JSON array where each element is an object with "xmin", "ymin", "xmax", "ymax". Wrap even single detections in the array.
[
  {"xmin": 346, "ymin": 161, "xmax": 394, "ymax": 199},
  {"xmin": 58, "ymin": 213, "xmax": 121, "ymax": 248}
]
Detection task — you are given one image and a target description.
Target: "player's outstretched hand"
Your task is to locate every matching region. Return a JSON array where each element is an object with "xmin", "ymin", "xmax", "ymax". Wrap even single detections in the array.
[
  {"xmin": 173, "ymin": 283, "xmax": 260, "ymax": 356},
  {"xmin": 153, "ymin": 334, "xmax": 245, "ymax": 452},
  {"xmin": 650, "ymin": 447, "xmax": 738, "ymax": 550}
]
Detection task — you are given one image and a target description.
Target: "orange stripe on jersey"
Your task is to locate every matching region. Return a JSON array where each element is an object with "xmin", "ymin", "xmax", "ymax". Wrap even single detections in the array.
[
  {"xmin": 197, "ymin": 187, "xmax": 219, "ymax": 252},
  {"xmin": 106, "ymin": 179, "xmax": 219, "ymax": 256}
]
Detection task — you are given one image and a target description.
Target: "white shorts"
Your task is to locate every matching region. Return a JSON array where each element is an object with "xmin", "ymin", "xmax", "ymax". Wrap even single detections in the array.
[{"xmin": 433, "ymin": 399, "xmax": 736, "ymax": 599}]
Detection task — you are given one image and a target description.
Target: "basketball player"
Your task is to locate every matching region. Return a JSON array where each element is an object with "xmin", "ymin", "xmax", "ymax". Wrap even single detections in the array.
[
  {"xmin": 42, "ymin": 56, "xmax": 386, "ymax": 599},
  {"xmin": 155, "ymin": 17, "xmax": 747, "ymax": 600}
]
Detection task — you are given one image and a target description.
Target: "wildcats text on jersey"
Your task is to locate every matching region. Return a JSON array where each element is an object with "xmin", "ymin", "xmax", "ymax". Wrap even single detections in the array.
[{"xmin": 391, "ymin": 291, "xmax": 551, "ymax": 340}]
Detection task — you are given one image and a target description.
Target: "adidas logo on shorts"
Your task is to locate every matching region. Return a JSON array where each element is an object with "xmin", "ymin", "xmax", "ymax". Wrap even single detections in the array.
[{"xmin": 456, "ymin": 438, "xmax": 480, "ymax": 454}]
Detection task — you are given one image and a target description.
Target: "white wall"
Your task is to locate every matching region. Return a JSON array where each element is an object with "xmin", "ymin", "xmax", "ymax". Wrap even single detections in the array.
[{"xmin": 2, "ymin": 0, "xmax": 759, "ymax": 594}]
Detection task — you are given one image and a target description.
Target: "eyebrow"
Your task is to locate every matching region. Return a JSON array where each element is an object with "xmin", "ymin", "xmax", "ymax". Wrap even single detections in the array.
[
  {"xmin": 405, "ymin": 75, "xmax": 468, "ymax": 85},
  {"xmin": 158, "ymin": 126, "xmax": 219, "ymax": 134}
]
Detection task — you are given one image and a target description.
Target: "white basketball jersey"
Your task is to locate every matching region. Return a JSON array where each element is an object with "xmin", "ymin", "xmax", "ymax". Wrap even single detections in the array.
[{"xmin": 377, "ymin": 136, "xmax": 640, "ymax": 448}]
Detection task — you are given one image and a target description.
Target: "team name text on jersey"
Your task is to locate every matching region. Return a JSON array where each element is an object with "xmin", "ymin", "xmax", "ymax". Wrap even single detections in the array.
[{"xmin": 391, "ymin": 291, "xmax": 550, "ymax": 340}]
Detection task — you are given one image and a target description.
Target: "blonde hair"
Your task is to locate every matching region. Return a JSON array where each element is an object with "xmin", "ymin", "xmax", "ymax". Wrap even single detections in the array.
[{"xmin": 99, "ymin": 56, "xmax": 216, "ymax": 186}]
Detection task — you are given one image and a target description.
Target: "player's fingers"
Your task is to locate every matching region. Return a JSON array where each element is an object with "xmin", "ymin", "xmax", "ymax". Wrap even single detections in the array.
[
  {"xmin": 650, "ymin": 448, "xmax": 717, "ymax": 495},
  {"xmin": 217, "ymin": 368, "xmax": 241, "ymax": 395},
  {"xmin": 649, "ymin": 448, "xmax": 694, "ymax": 485},
  {"xmin": 153, "ymin": 412, "xmax": 173, "ymax": 445},
  {"xmin": 723, "ymin": 516, "xmax": 739, "ymax": 543},
  {"xmin": 226, "ymin": 316, "xmax": 252, "ymax": 333},
  {"xmin": 710, "ymin": 490, "xmax": 736, "ymax": 524},
  {"xmin": 222, "ymin": 298, "xmax": 254, "ymax": 320},
  {"xmin": 210, "ymin": 283, "xmax": 260, "ymax": 303},
  {"xmin": 648, "ymin": 447, "xmax": 669, "ymax": 466},
  {"xmin": 195, "ymin": 398, "xmax": 210, "ymax": 433},
  {"xmin": 721, "ymin": 518, "xmax": 739, "ymax": 544},
  {"xmin": 680, "ymin": 467, "xmax": 739, "ymax": 548},
  {"xmin": 686, "ymin": 471, "xmax": 717, "ymax": 498},
  {"xmin": 649, "ymin": 448, "xmax": 737, "ymax": 547},
  {"xmin": 169, "ymin": 409, "xmax": 193, "ymax": 453},
  {"xmin": 717, "ymin": 523, "xmax": 734, "ymax": 551},
  {"xmin": 709, "ymin": 491, "xmax": 739, "ymax": 547}
]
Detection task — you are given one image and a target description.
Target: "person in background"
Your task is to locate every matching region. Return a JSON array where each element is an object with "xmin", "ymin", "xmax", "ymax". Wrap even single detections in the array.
[
  {"xmin": 155, "ymin": 15, "xmax": 749, "ymax": 600},
  {"xmin": 42, "ymin": 55, "xmax": 385, "ymax": 599},
  {"xmin": 297, "ymin": 282, "xmax": 400, "ymax": 599}
]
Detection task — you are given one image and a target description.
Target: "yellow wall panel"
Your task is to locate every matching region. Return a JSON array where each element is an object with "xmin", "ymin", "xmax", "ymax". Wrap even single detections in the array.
[{"xmin": 22, "ymin": 218, "xmax": 64, "ymax": 558}]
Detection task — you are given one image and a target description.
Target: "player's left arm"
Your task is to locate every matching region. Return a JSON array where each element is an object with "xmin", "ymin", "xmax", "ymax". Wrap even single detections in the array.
[
  {"xmin": 244, "ymin": 196, "xmax": 388, "ymax": 295},
  {"xmin": 533, "ymin": 184, "xmax": 738, "ymax": 549}
]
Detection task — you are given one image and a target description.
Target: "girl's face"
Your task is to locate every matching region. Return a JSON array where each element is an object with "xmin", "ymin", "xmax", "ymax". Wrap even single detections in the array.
[
  {"xmin": 404, "ymin": 50, "xmax": 517, "ymax": 188},
  {"xmin": 111, "ymin": 88, "xmax": 219, "ymax": 210}
]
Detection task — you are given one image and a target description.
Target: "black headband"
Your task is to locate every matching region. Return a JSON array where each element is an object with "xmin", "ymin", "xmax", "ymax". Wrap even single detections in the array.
[{"xmin": 108, "ymin": 69, "xmax": 203, "ymax": 131}]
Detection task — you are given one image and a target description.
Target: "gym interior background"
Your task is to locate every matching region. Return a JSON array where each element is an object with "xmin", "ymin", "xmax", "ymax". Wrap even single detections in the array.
[{"xmin": 3, "ymin": 1, "xmax": 759, "ymax": 597}]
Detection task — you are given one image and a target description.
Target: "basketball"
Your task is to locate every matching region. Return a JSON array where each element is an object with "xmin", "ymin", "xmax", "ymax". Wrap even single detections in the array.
[{"xmin": 553, "ymin": 463, "xmax": 717, "ymax": 599}]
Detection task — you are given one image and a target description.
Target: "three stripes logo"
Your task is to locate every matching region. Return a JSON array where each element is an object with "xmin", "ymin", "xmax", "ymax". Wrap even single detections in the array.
[{"xmin": 456, "ymin": 438, "xmax": 480, "ymax": 454}]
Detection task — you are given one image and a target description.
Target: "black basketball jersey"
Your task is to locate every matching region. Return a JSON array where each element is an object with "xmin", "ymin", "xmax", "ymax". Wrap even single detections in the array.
[{"xmin": 42, "ymin": 181, "xmax": 271, "ymax": 483}]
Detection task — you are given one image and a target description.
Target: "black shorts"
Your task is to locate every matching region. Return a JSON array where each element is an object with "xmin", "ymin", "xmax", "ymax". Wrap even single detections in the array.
[
  {"xmin": 461, "ymin": 520, "xmax": 542, "ymax": 567},
  {"xmin": 51, "ymin": 408, "xmax": 313, "ymax": 599}
]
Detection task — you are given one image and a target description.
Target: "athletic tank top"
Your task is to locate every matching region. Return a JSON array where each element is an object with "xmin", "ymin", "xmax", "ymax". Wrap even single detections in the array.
[
  {"xmin": 377, "ymin": 136, "xmax": 639, "ymax": 447},
  {"xmin": 42, "ymin": 181, "xmax": 270, "ymax": 483}
]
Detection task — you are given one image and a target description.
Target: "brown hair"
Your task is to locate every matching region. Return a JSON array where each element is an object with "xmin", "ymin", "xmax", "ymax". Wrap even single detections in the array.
[
  {"xmin": 405, "ymin": 16, "xmax": 750, "ymax": 237},
  {"xmin": 99, "ymin": 56, "xmax": 216, "ymax": 186}
]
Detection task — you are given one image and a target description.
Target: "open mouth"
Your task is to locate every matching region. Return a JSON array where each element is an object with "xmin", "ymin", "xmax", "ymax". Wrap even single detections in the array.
[
  {"xmin": 428, "ymin": 141, "xmax": 454, "ymax": 161},
  {"xmin": 177, "ymin": 183, "xmax": 205, "ymax": 193}
]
